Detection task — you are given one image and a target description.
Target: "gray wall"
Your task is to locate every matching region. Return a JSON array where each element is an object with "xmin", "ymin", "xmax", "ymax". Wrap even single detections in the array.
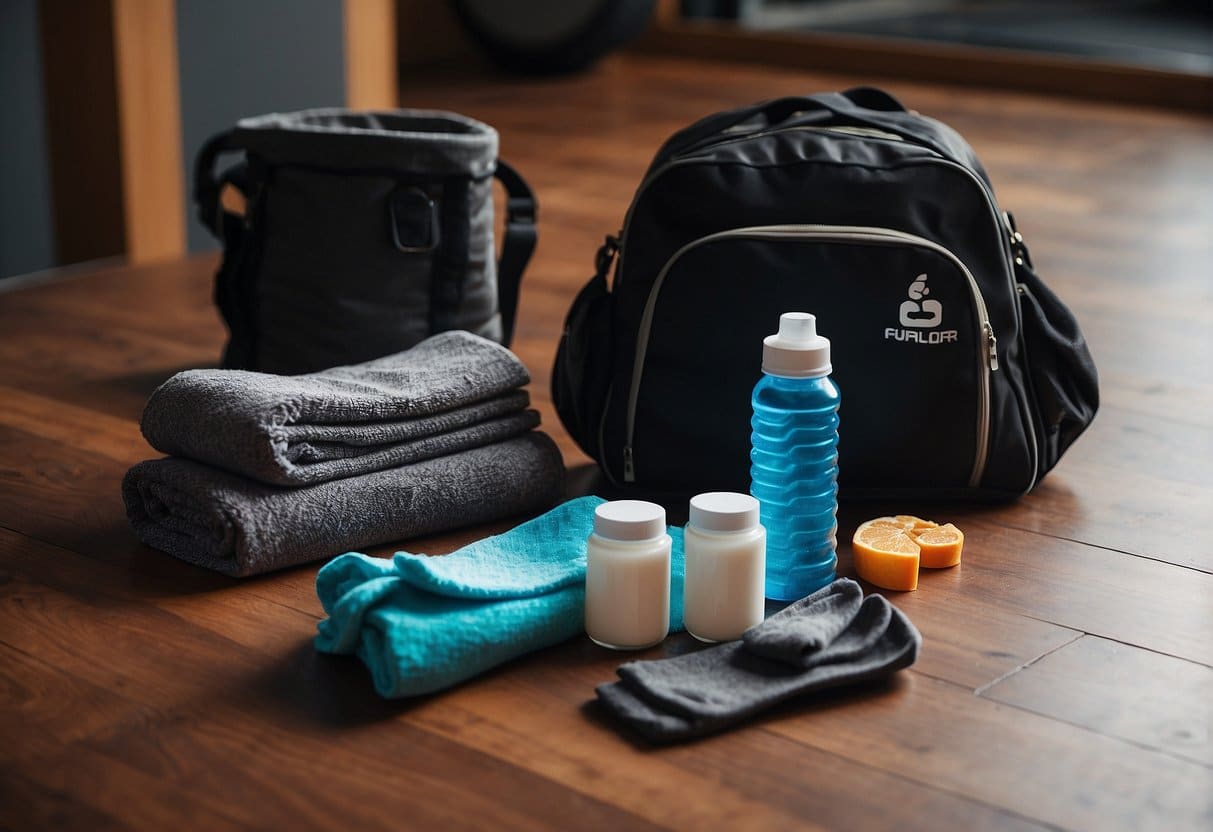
[
  {"xmin": 0, "ymin": 0, "xmax": 351, "ymax": 279},
  {"xmin": 0, "ymin": 0, "xmax": 56, "ymax": 279},
  {"xmin": 176, "ymin": 0, "xmax": 347, "ymax": 252}
]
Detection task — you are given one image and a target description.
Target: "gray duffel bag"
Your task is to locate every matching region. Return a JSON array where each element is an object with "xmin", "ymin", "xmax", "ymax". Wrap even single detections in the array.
[{"xmin": 193, "ymin": 108, "xmax": 536, "ymax": 374}]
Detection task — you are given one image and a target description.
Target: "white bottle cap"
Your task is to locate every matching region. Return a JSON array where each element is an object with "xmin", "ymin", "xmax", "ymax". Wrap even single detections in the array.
[
  {"xmin": 688, "ymin": 492, "xmax": 761, "ymax": 533},
  {"xmin": 762, "ymin": 312, "xmax": 832, "ymax": 378},
  {"xmin": 593, "ymin": 500, "xmax": 667, "ymax": 542}
]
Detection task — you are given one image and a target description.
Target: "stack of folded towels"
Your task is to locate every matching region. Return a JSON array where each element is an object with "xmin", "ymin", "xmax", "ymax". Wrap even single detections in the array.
[{"xmin": 122, "ymin": 331, "xmax": 565, "ymax": 576}]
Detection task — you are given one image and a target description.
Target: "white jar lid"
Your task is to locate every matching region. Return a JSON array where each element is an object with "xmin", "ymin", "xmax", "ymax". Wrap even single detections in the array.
[
  {"xmin": 593, "ymin": 500, "xmax": 666, "ymax": 541},
  {"xmin": 689, "ymin": 492, "xmax": 760, "ymax": 532}
]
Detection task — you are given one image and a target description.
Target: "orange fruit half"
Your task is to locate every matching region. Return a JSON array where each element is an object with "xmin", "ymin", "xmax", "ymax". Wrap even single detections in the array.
[
  {"xmin": 852, "ymin": 523, "xmax": 920, "ymax": 591},
  {"xmin": 911, "ymin": 522, "xmax": 964, "ymax": 569}
]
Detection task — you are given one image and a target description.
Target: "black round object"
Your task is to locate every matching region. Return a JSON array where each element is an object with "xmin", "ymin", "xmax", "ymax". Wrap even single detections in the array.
[{"xmin": 454, "ymin": 0, "xmax": 656, "ymax": 75}]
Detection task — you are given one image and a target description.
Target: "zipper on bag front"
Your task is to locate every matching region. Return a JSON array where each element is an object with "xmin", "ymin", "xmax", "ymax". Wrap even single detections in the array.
[
  {"xmin": 620, "ymin": 224, "xmax": 999, "ymax": 488},
  {"xmin": 617, "ymin": 125, "xmax": 917, "ymax": 280},
  {"xmin": 606, "ymin": 120, "xmax": 1040, "ymax": 489}
]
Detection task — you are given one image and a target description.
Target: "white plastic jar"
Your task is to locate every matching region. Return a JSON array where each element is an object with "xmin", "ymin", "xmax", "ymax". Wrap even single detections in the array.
[
  {"xmin": 585, "ymin": 500, "xmax": 672, "ymax": 650},
  {"xmin": 683, "ymin": 492, "xmax": 767, "ymax": 643}
]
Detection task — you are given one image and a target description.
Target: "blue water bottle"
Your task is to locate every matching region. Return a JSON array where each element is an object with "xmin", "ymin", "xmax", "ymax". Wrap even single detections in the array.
[{"xmin": 750, "ymin": 312, "xmax": 840, "ymax": 600}]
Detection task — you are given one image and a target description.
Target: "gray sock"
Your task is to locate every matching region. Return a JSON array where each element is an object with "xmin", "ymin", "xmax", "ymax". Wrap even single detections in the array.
[
  {"xmin": 742, "ymin": 577, "xmax": 863, "ymax": 665},
  {"xmin": 596, "ymin": 593, "xmax": 921, "ymax": 743}
]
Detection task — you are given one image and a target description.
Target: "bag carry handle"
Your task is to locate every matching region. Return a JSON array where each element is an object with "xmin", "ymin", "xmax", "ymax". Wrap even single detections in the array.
[
  {"xmin": 192, "ymin": 130, "xmax": 538, "ymax": 348},
  {"xmin": 193, "ymin": 129, "xmax": 243, "ymax": 238},
  {"xmin": 768, "ymin": 87, "xmax": 957, "ymax": 162},
  {"xmin": 493, "ymin": 159, "xmax": 536, "ymax": 348},
  {"xmin": 663, "ymin": 87, "xmax": 906, "ymax": 157},
  {"xmin": 761, "ymin": 87, "xmax": 908, "ymax": 125},
  {"xmin": 665, "ymin": 86, "xmax": 965, "ymax": 165},
  {"xmin": 823, "ymin": 86, "xmax": 906, "ymax": 112}
]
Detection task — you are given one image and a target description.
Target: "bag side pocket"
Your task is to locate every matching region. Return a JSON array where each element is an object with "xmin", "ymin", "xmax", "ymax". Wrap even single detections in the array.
[
  {"xmin": 552, "ymin": 268, "xmax": 613, "ymax": 460},
  {"xmin": 1016, "ymin": 262, "xmax": 1099, "ymax": 478}
]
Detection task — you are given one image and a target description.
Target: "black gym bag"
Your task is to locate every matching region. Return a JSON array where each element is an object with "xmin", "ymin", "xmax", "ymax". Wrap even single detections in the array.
[
  {"xmin": 553, "ymin": 87, "xmax": 1098, "ymax": 500},
  {"xmin": 194, "ymin": 108, "xmax": 537, "ymax": 375}
]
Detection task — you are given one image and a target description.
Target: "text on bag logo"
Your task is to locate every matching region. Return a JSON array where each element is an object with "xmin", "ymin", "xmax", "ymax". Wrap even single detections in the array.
[{"xmin": 885, "ymin": 274, "xmax": 958, "ymax": 344}]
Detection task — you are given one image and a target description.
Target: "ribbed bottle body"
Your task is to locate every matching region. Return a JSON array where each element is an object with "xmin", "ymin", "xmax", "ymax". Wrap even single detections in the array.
[{"xmin": 750, "ymin": 373, "xmax": 840, "ymax": 600}]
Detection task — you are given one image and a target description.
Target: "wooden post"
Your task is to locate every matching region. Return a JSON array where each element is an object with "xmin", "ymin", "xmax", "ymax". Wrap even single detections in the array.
[
  {"xmin": 40, "ymin": 0, "xmax": 186, "ymax": 266},
  {"xmin": 111, "ymin": 0, "xmax": 186, "ymax": 263},
  {"xmin": 345, "ymin": 0, "xmax": 399, "ymax": 109}
]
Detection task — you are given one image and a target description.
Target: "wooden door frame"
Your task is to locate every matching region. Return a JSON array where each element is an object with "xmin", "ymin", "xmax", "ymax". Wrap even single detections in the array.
[{"xmin": 37, "ymin": 0, "xmax": 399, "ymax": 270}]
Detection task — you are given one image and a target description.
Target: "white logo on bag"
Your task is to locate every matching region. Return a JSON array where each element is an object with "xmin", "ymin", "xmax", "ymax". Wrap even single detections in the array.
[
  {"xmin": 886, "ymin": 273, "xmax": 958, "ymax": 345},
  {"xmin": 899, "ymin": 274, "xmax": 942, "ymax": 328}
]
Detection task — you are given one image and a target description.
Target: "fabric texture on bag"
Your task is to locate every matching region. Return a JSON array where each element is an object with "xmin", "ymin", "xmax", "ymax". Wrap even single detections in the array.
[
  {"xmin": 140, "ymin": 331, "xmax": 535, "ymax": 486},
  {"xmin": 122, "ymin": 433, "xmax": 564, "ymax": 577},
  {"xmin": 314, "ymin": 496, "xmax": 689, "ymax": 698},
  {"xmin": 195, "ymin": 108, "xmax": 537, "ymax": 374}
]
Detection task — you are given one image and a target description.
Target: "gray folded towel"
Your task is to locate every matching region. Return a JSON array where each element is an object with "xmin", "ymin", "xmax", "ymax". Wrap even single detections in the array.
[
  {"xmin": 122, "ymin": 432, "xmax": 565, "ymax": 577},
  {"xmin": 140, "ymin": 331, "xmax": 535, "ymax": 486},
  {"xmin": 596, "ymin": 587, "xmax": 920, "ymax": 743}
]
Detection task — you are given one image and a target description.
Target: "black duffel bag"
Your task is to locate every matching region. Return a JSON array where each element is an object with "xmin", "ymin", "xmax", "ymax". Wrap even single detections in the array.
[
  {"xmin": 553, "ymin": 87, "xmax": 1098, "ymax": 501},
  {"xmin": 194, "ymin": 108, "xmax": 536, "ymax": 374}
]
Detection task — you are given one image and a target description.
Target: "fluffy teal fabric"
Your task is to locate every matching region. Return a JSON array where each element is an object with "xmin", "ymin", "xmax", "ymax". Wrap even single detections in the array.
[{"xmin": 315, "ymin": 496, "xmax": 686, "ymax": 697}]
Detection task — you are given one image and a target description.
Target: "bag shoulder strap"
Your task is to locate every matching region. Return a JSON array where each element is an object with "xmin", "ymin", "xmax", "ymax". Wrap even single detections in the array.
[
  {"xmin": 493, "ymin": 159, "xmax": 537, "ymax": 348},
  {"xmin": 194, "ymin": 129, "xmax": 245, "ymax": 238}
]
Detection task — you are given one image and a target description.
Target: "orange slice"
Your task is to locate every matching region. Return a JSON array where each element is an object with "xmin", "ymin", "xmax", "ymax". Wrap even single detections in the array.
[
  {"xmin": 857, "ymin": 517, "xmax": 910, "ymax": 534},
  {"xmin": 912, "ymin": 522, "xmax": 964, "ymax": 569},
  {"xmin": 861, "ymin": 515, "xmax": 939, "ymax": 532},
  {"xmin": 898, "ymin": 515, "xmax": 940, "ymax": 532},
  {"xmin": 852, "ymin": 524, "xmax": 920, "ymax": 591}
]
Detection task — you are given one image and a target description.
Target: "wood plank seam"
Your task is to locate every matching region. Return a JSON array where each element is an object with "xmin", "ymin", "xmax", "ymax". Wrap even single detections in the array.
[
  {"xmin": 985, "ymin": 524, "xmax": 1213, "ymax": 577},
  {"xmin": 974, "ymin": 694, "xmax": 1213, "ymax": 773},
  {"xmin": 1012, "ymin": 613, "xmax": 1213, "ymax": 671},
  {"xmin": 764, "ymin": 676, "xmax": 1211, "ymax": 829},
  {"xmin": 748, "ymin": 730, "xmax": 1070, "ymax": 832},
  {"xmin": 973, "ymin": 632, "xmax": 1087, "ymax": 696}
]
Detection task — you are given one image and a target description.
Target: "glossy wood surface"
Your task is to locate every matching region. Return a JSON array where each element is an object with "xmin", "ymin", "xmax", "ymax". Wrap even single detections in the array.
[{"xmin": 2, "ymin": 55, "xmax": 1211, "ymax": 830}]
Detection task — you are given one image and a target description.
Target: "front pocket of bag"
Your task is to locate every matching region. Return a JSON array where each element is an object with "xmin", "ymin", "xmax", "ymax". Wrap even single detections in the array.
[{"xmin": 624, "ymin": 227, "xmax": 995, "ymax": 493}]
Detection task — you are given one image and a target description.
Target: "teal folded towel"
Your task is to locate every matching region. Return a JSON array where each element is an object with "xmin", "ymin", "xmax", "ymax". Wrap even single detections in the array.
[{"xmin": 314, "ymin": 496, "xmax": 687, "ymax": 698}]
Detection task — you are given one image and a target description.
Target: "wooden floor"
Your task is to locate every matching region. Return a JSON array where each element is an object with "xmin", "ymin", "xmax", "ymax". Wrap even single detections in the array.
[{"xmin": 3, "ymin": 54, "xmax": 1212, "ymax": 830}]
